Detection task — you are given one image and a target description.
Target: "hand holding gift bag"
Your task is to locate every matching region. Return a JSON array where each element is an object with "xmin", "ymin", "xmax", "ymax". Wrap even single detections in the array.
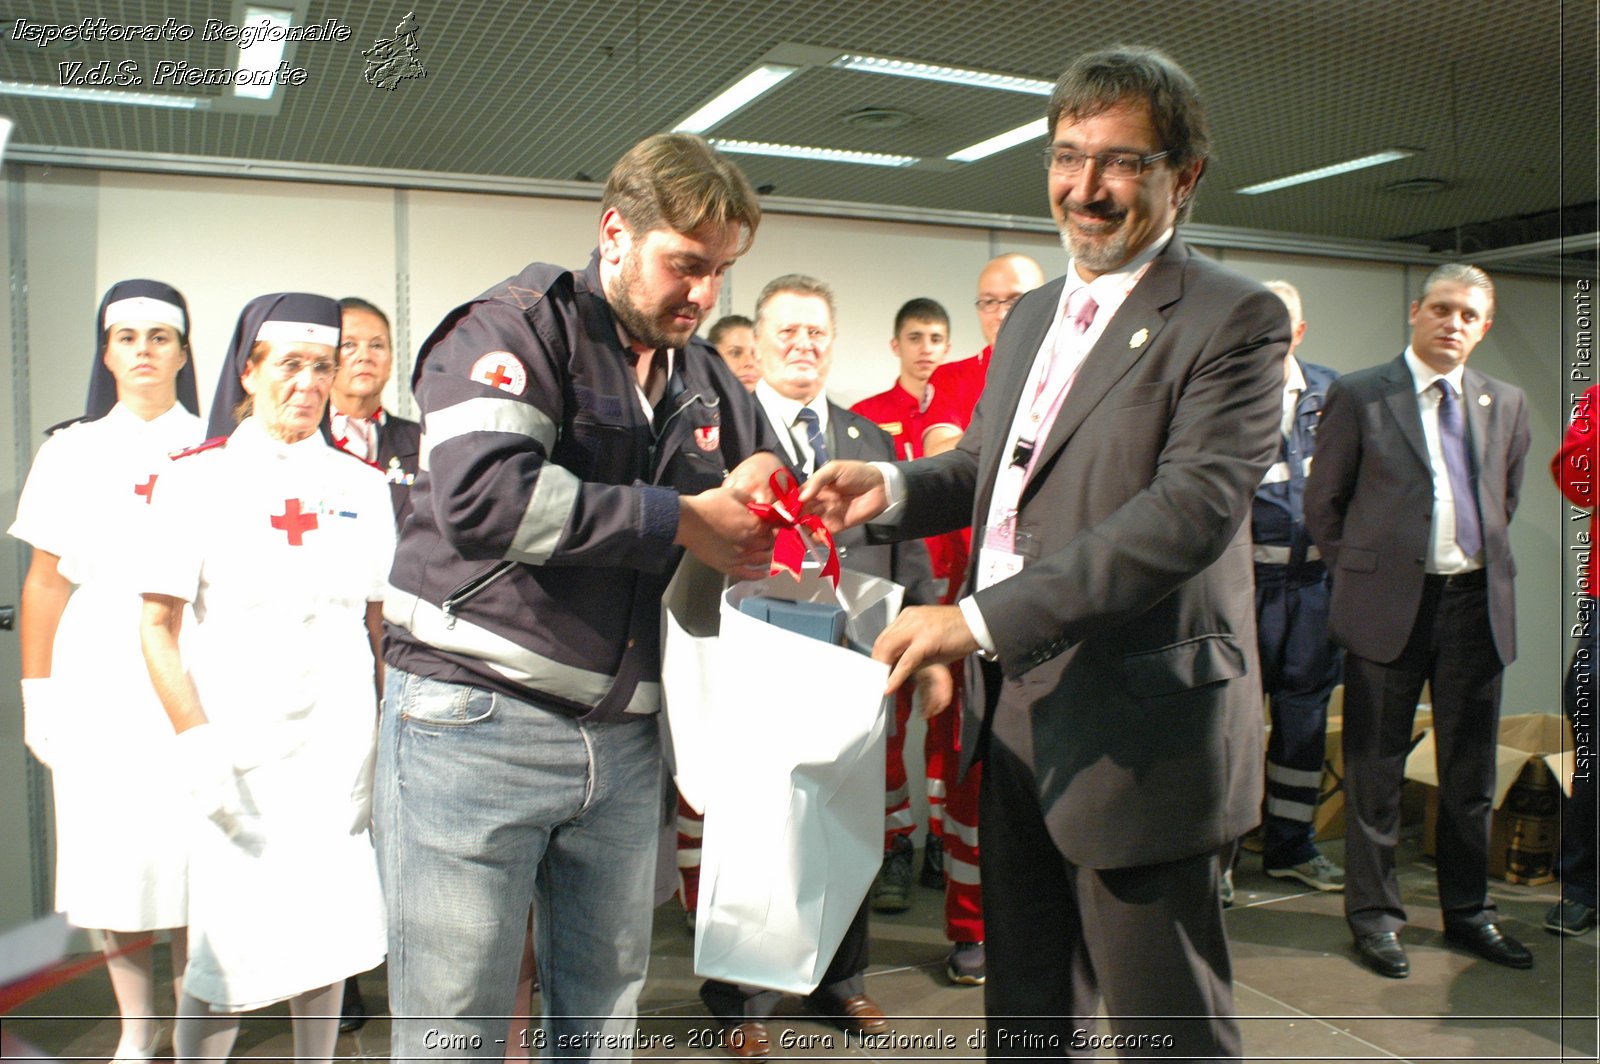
[{"xmin": 661, "ymin": 469, "xmax": 903, "ymax": 993}]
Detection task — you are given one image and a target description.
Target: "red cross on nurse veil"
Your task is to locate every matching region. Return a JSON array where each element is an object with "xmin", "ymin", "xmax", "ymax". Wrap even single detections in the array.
[
  {"xmin": 270, "ymin": 499, "xmax": 319, "ymax": 546},
  {"xmin": 470, "ymin": 351, "xmax": 528, "ymax": 395}
]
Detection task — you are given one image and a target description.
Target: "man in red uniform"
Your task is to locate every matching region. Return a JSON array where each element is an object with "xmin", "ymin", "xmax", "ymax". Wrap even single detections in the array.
[
  {"xmin": 922, "ymin": 253, "xmax": 1046, "ymax": 457},
  {"xmin": 864, "ymin": 258, "xmax": 1040, "ymax": 986},
  {"xmin": 852, "ymin": 297, "xmax": 987, "ymax": 985}
]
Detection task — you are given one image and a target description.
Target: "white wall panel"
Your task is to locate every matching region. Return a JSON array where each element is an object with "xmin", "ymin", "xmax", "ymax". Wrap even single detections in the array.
[{"xmin": 94, "ymin": 172, "xmax": 396, "ymax": 423}]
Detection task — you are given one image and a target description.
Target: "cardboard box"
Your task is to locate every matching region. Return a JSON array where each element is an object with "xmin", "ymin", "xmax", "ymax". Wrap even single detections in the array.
[{"xmin": 1412, "ymin": 714, "xmax": 1576, "ymax": 885}]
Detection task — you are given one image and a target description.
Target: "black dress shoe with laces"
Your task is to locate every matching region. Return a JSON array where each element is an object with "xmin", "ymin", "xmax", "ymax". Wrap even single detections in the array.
[
  {"xmin": 1445, "ymin": 921, "xmax": 1533, "ymax": 969},
  {"xmin": 1353, "ymin": 931, "xmax": 1410, "ymax": 978}
]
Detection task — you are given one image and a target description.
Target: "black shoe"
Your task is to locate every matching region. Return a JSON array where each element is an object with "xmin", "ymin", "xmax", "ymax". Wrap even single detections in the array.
[
  {"xmin": 919, "ymin": 833, "xmax": 945, "ymax": 889},
  {"xmin": 1444, "ymin": 921, "xmax": 1533, "ymax": 969},
  {"xmin": 339, "ymin": 976, "xmax": 367, "ymax": 1032},
  {"xmin": 872, "ymin": 835, "xmax": 914, "ymax": 913},
  {"xmin": 1545, "ymin": 898, "xmax": 1598, "ymax": 937},
  {"xmin": 1353, "ymin": 931, "xmax": 1410, "ymax": 978}
]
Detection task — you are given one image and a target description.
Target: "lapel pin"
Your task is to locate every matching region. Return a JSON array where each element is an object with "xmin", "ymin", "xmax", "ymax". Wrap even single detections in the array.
[
  {"xmin": 847, "ymin": 425, "xmax": 860, "ymax": 439},
  {"xmin": 1478, "ymin": 393, "xmax": 1491, "ymax": 406},
  {"xmin": 1129, "ymin": 328, "xmax": 1149, "ymax": 349}
]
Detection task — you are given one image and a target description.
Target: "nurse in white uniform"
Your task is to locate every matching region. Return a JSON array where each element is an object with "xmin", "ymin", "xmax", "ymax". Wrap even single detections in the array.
[
  {"xmin": 12, "ymin": 279, "xmax": 204, "ymax": 1063},
  {"xmin": 138, "ymin": 293, "xmax": 392, "ymax": 1064}
]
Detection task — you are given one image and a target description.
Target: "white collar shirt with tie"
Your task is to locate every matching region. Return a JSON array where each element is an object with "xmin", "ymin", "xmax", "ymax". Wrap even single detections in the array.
[
  {"xmin": 1403, "ymin": 346, "xmax": 1479, "ymax": 574},
  {"xmin": 755, "ymin": 379, "xmax": 830, "ymax": 477}
]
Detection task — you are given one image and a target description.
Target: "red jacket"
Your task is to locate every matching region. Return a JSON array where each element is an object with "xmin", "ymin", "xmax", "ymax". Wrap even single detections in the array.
[
  {"xmin": 852, "ymin": 380, "xmax": 965, "ymax": 600},
  {"xmin": 923, "ymin": 346, "xmax": 991, "ymax": 439},
  {"xmin": 1555, "ymin": 384, "xmax": 1598, "ymax": 596}
]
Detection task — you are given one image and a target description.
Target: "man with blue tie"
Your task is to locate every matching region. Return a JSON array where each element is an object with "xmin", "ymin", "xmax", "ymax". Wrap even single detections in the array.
[{"xmin": 1305, "ymin": 263, "xmax": 1532, "ymax": 978}]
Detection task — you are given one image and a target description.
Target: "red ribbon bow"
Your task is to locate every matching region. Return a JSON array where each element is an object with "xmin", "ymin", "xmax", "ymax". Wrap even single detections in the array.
[{"xmin": 746, "ymin": 468, "xmax": 841, "ymax": 588}]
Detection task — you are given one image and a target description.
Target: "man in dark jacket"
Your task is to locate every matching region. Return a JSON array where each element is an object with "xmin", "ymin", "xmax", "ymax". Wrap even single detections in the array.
[
  {"xmin": 1305, "ymin": 263, "xmax": 1531, "ymax": 979},
  {"xmin": 377, "ymin": 133, "xmax": 781, "ymax": 1061},
  {"xmin": 1248, "ymin": 280, "xmax": 1345, "ymax": 894}
]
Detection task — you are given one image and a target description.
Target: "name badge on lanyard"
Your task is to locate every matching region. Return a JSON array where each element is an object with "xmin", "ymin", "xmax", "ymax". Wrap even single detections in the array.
[
  {"xmin": 978, "ymin": 459, "xmax": 1043, "ymax": 590},
  {"xmin": 977, "ymin": 329, "xmax": 1081, "ymax": 591}
]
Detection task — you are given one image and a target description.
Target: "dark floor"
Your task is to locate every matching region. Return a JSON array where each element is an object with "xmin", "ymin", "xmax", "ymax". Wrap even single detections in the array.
[{"xmin": 6, "ymin": 834, "xmax": 1598, "ymax": 1062}]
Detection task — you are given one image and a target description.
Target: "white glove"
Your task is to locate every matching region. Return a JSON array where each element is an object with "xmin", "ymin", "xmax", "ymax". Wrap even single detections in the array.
[
  {"xmin": 349, "ymin": 742, "xmax": 377, "ymax": 835},
  {"xmin": 173, "ymin": 723, "xmax": 246, "ymax": 840},
  {"xmin": 20, "ymin": 678, "xmax": 58, "ymax": 768}
]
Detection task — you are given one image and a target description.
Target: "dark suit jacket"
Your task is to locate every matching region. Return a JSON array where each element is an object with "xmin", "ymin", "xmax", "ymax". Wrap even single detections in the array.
[
  {"xmin": 761, "ymin": 399, "xmax": 938, "ymax": 605},
  {"xmin": 881, "ymin": 236, "xmax": 1289, "ymax": 870},
  {"xmin": 378, "ymin": 411, "xmax": 422, "ymax": 527},
  {"xmin": 1303, "ymin": 355, "xmax": 1529, "ymax": 665}
]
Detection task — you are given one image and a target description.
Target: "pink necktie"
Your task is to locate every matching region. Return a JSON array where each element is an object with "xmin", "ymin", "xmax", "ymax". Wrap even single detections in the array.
[{"xmin": 1071, "ymin": 290, "xmax": 1098, "ymax": 335}]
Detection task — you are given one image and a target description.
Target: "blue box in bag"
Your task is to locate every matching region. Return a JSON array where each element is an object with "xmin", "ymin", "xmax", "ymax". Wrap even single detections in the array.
[{"xmin": 737, "ymin": 596, "xmax": 848, "ymax": 646}]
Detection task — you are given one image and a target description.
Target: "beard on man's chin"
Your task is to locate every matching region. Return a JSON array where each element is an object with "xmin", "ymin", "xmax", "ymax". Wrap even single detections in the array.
[
  {"xmin": 1060, "ymin": 223, "xmax": 1131, "ymax": 274},
  {"xmin": 612, "ymin": 293, "xmax": 698, "ymax": 352},
  {"xmin": 1056, "ymin": 199, "xmax": 1133, "ymax": 272}
]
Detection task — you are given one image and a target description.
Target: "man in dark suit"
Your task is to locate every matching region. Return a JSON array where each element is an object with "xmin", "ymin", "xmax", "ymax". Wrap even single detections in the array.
[
  {"xmin": 328, "ymin": 297, "xmax": 421, "ymax": 524},
  {"xmin": 1304, "ymin": 264, "xmax": 1532, "ymax": 978},
  {"xmin": 803, "ymin": 48, "xmax": 1287, "ymax": 1059},
  {"xmin": 699, "ymin": 273, "xmax": 948, "ymax": 1059}
]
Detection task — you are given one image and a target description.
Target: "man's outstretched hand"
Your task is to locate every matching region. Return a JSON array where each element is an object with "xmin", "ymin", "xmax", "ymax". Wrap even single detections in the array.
[
  {"xmin": 872, "ymin": 605, "xmax": 980, "ymax": 697},
  {"xmin": 798, "ymin": 460, "xmax": 890, "ymax": 533}
]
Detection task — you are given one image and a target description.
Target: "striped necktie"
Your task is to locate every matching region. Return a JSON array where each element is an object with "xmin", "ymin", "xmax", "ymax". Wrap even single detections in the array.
[{"xmin": 795, "ymin": 406, "xmax": 828, "ymax": 479}]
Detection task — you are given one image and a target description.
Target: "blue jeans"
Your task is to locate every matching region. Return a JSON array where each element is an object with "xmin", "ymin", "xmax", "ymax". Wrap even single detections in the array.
[{"xmin": 376, "ymin": 668, "xmax": 663, "ymax": 1061}]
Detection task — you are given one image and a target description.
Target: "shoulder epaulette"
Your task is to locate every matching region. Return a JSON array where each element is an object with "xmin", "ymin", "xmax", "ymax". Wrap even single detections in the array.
[
  {"xmin": 490, "ymin": 262, "xmax": 571, "ymax": 312},
  {"xmin": 42, "ymin": 416, "xmax": 88, "ymax": 437},
  {"xmin": 169, "ymin": 436, "xmax": 229, "ymax": 460}
]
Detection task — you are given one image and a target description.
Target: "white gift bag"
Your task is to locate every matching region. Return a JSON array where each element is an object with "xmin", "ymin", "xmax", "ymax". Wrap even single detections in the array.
[{"xmin": 660, "ymin": 557, "xmax": 901, "ymax": 994}]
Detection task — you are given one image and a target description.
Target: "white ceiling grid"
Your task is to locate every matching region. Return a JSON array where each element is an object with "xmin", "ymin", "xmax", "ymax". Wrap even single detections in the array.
[{"xmin": 0, "ymin": 0, "xmax": 1592, "ymax": 258}]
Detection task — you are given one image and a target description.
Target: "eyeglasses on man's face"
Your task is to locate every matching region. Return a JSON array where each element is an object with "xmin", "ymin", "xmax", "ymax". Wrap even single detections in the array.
[
  {"xmin": 974, "ymin": 295, "xmax": 1024, "ymax": 314},
  {"xmin": 1043, "ymin": 147, "xmax": 1170, "ymax": 180}
]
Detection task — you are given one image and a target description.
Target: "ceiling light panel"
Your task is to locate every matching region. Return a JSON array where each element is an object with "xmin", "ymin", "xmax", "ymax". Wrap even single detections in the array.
[
  {"xmin": 234, "ymin": 6, "xmax": 296, "ymax": 100},
  {"xmin": 0, "ymin": 80, "xmax": 203, "ymax": 110},
  {"xmin": 709, "ymin": 138, "xmax": 918, "ymax": 168},
  {"xmin": 713, "ymin": 65, "xmax": 1041, "ymax": 161},
  {"xmin": 831, "ymin": 54, "xmax": 1054, "ymax": 95},
  {"xmin": 1235, "ymin": 150, "xmax": 1417, "ymax": 195},
  {"xmin": 948, "ymin": 118, "xmax": 1047, "ymax": 163},
  {"xmin": 673, "ymin": 64, "xmax": 801, "ymax": 134}
]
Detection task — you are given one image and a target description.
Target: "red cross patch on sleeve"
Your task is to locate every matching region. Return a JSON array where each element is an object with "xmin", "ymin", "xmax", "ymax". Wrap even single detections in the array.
[{"xmin": 470, "ymin": 351, "xmax": 528, "ymax": 396}]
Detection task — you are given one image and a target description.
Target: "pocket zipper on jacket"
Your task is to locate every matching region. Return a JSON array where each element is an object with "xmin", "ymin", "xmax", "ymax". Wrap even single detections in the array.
[{"xmin": 442, "ymin": 561, "xmax": 517, "ymax": 629}]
